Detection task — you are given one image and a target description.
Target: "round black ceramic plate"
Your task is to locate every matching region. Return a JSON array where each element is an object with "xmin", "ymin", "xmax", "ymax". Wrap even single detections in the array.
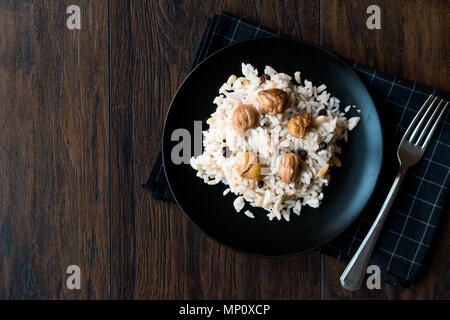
[{"xmin": 162, "ymin": 37, "xmax": 383, "ymax": 256}]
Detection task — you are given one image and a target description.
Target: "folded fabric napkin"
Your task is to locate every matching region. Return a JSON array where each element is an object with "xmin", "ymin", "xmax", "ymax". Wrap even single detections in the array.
[{"xmin": 144, "ymin": 12, "xmax": 450, "ymax": 287}]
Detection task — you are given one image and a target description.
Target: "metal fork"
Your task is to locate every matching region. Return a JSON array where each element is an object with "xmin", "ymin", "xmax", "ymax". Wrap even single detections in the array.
[{"xmin": 340, "ymin": 95, "xmax": 448, "ymax": 291}]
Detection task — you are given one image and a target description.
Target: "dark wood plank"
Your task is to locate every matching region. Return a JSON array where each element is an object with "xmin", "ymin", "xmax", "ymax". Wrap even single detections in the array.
[
  {"xmin": 0, "ymin": 1, "xmax": 110, "ymax": 299},
  {"xmin": 110, "ymin": 0, "xmax": 321, "ymax": 299},
  {"xmin": 322, "ymin": 0, "xmax": 449, "ymax": 91},
  {"xmin": 321, "ymin": 0, "xmax": 449, "ymax": 299}
]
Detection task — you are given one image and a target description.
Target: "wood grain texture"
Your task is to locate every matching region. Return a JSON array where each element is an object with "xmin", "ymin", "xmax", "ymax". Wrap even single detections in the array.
[
  {"xmin": 0, "ymin": 0, "xmax": 448, "ymax": 300},
  {"xmin": 0, "ymin": 1, "xmax": 110, "ymax": 298},
  {"xmin": 110, "ymin": 0, "xmax": 321, "ymax": 299},
  {"xmin": 321, "ymin": 0, "xmax": 449, "ymax": 91},
  {"xmin": 321, "ymin": 0, "xmax": 450, "ymax": 299}
]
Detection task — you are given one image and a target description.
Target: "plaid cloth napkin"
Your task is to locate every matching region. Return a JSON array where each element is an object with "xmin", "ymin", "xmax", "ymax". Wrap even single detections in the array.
[{"xmin": 144, "ymin": 12, "xmax": 450, "ymax": 287}]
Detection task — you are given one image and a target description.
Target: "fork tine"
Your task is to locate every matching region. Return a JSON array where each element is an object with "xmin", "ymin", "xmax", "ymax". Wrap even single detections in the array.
[
  {"xmin": 421, "ymin": 101, "xmax": 448, "ymax": 150},
  {"xmin": 408, "ymin": 96, "xmax": 438, "ymax": 143},
  {"xmin": 416, "ymin": 99, "xmax": 444, "ymax": 145},
  {"xmin": 402, "ymin": 95, "xmax": 433, "ymax": 143}
]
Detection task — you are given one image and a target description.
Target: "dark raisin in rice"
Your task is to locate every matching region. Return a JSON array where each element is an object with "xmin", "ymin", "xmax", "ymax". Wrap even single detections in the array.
[
  {"xmin": 257, "ymin": 180, "xmax": 264, "ymax": 188},
  {"xmin": 222, "ymin": 147, "xmax": 229, "ymax": 157},
  {"xmin": 318, "ymin": 109, "xmax": 327, "ymax": 116},
  {"xmin": 260, "ymin": 74, "xmax": 271, "ymax": 83},
  {"xmin": 297, "ymin": 149, "xmax": 307, "ymax": 160},
  {"xmin": 319, "ymin": 142, "xmax": 327, "ymax": 150}
]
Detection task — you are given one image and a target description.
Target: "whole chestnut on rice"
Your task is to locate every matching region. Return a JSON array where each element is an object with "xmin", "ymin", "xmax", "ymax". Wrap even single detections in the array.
[
  {"xmin": 278, "ymin": 153, "xmax": 302, "ymax": 183},
  {"xmin": 232, "ymin": 103, "xmax": 259, "ymax": 131},
  {"xmin": 287, "ymin": 113, "xmax": 312, "ymax": 138},
  {"xmin": 257, "ymin": 88, "xmax": 289, "ymax": 115}
]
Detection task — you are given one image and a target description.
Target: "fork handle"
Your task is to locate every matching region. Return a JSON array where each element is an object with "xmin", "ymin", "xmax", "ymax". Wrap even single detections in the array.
[{"xmin": 339, "ymin": 169, "xmax": 406, "ymax": 291}]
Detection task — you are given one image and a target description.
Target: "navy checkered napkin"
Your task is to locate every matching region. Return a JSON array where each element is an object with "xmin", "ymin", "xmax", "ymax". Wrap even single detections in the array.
[{"xmin": 144, "ymin": 12, "xmax": 450, "ymax": 287}]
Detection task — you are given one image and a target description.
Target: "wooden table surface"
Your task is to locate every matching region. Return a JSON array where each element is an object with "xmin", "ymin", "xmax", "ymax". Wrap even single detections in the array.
[{"xmin": 0, "ymin": 0, "xmax": 448, "ymax": 299}]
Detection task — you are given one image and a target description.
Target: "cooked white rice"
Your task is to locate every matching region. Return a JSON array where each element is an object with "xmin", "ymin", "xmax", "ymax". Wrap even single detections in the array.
[{"xmin": 190, "ymin": 63, "xmax": 361, "ymax": 221}]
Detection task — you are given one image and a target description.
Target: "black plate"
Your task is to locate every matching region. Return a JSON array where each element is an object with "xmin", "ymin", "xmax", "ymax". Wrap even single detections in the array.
[{"xmin": 162, "ymin": 37, "xmax": 383, "ymax": 256}]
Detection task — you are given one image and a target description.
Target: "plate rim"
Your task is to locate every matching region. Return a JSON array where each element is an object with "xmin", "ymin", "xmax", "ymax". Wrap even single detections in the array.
[{"xmin": 162, "ymin": 36, "xmax": 384, "ymax": 257}]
